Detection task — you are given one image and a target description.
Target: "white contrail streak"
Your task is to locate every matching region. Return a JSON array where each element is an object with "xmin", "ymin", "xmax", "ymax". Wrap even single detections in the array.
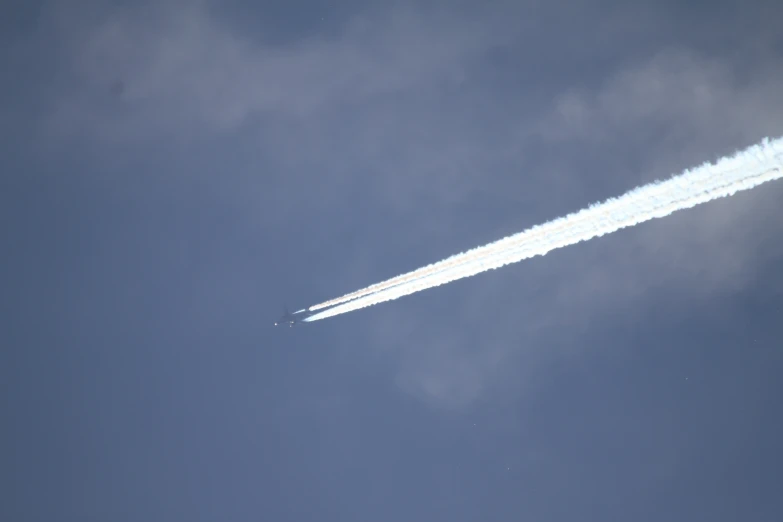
[
  {"xmin": 307, "ymin": 231, "xmax": 517, "ymax": 311},
  {"xmin": 304, "ymin": 137, "xmax": 783, "ymax": 322}
]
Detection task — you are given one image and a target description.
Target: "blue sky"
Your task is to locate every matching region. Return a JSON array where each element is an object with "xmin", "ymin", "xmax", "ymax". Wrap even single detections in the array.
[{"xmin": 3, "ymin": 0, "xmax": 783, "ymax": 520}]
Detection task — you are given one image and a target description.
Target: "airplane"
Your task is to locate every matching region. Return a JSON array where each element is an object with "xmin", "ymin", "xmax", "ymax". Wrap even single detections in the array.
[{"xmin": 274, "ymin": 306, "xmax": 309, "ymax": 327}]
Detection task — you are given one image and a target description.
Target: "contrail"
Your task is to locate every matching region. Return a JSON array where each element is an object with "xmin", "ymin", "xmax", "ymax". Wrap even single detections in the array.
[
  {"xmin": 304, "ymin": 137, "xmax": 783, "ymax": 322},
  {"xmin": 306, "ymin": 228, "xmax": 520, "ymax": 311}
]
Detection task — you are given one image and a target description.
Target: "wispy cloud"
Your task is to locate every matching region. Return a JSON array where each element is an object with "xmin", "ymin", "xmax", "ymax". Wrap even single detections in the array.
[
  {"xmin": 540, "ymin": 48, "xmax": 783, "ymax": 154},
  {"xmin": 39, "ymin": 1, "xmax": 508, "ymax": 140}
]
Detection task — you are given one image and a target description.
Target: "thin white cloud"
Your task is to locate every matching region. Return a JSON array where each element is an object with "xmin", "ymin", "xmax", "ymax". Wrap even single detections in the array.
[
  {"xmin": 40, "ymin": 1, "xmax": 507, "ymax": 139},
  {"xmin": 541, "ymin": 48, "xmax": 783, "ymax": 150}
]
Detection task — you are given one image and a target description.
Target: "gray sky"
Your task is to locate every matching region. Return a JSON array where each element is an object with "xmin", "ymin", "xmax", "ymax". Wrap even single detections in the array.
[{"xmin": 3, "ymin": 0, "xmax": 783, "ymax": 520}]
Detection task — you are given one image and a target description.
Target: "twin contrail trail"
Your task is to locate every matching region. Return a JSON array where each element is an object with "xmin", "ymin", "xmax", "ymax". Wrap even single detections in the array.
[{"xmin": 304, "ymin": 137, "xmax": 783, "ymax": 322}]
